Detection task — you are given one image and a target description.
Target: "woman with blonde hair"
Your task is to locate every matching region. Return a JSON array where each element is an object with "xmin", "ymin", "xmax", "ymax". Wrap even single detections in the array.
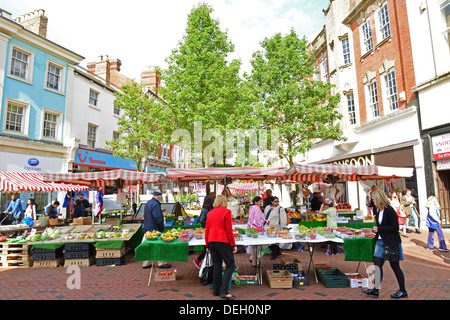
[
  {"xmin": 425, "ymin": 196, "xmax": 448, "ymax": 252},
  {"xmin": 362, "ymin": 190, "xmax": 408, "ymax": 299},
  {"xmin": 205, "ymin": 194, "xmax": 237, "ymax": 300}
]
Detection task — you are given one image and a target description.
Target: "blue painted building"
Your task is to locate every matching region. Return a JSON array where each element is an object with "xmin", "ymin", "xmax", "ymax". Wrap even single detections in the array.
[{"xmin": 0, "ymin": 9, "xmax": 84, "ymax": 174}]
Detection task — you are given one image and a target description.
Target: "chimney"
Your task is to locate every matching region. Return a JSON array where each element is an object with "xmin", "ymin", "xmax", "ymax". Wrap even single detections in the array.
[
  {"xmin": 14, "ymin": 9, "xmax": 48, "ymax": 38},
  {"xmin": 87, "ymin": 55, "xmax": 111, "ymax": 83},
  {"xmin": 141, "ymin": 67, "xmax": 161, "ymax": 96}
]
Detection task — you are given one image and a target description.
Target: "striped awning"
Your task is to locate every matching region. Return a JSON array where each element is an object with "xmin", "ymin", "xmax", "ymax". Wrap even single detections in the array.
[
  {"xmin": 0, "ymin": 172, "xmax": 89, "ymax": 192},
  {"xmin": 282, "ymin": 164, "xmax": 414, "ymax": 183},
  {"xmin": 166, "ymin": 167, "xmax": 287, "ymax": 182},
  {"xmin": 43, "ymin": 169, "xmax": 166, "ymax": 188}
]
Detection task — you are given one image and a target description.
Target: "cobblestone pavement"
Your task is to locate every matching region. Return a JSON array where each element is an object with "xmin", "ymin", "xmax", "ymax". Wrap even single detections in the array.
[{"xmin": 0, "ymin": 231, "xmax": 448, "ymax": 303}]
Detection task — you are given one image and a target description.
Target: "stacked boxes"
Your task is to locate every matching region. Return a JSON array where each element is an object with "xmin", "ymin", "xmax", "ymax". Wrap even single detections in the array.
[
  {"xmin": 32, "ymin": 247, "xmax": 64, "ymax": 268},
  {"xmin": 95, "ymin": 244, "xmax": 126, "ymax": 266},
  {"xmin": 64, "ymin": 242, "xmax": 95, "ymax": 267}
]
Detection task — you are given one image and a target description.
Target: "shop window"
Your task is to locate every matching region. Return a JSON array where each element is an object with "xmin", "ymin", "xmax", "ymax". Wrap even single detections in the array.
[{"xmin": 441, "ymin": 0, "xmax": 450, "ymax": 46}]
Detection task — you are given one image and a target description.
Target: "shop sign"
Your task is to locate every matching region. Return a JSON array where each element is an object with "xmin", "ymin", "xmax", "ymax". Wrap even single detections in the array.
[
  {"xmin": 24, "ymin": 158, "xmax": 41, "ymax": 172},
  {"xmin": 74, "ymin": 148, "xmax": 137, "ymax": 170},
  {"xmin": 332, "ymin": 154, "xmax": 375, "ymax": 166},
  {"xmin": 432, "ymin": 133, "xmax": 450, "ymax": 160},
  {"xmin": 437, "ymin": 159, "xmax": 450, "ymax": 171}
]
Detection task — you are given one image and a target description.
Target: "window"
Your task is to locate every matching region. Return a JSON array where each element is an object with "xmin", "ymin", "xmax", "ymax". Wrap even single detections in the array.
[
  {"xmin": 321, "ymin": 58, "xmax": 329, "ymax": 83},
  {"xmin": 384, "ymin": 71, "xmax": 398, "ymax": 111},
  {"xmin": 113, "ymin": 131, "xmax": 120, "ymax": 140},
  {"xmin": 42, "ymin": 111, "xmax": 62, "ymax": 140},
  {"xmin": 87, "ymin": 124, "xmax": 97, "ymax": 149},
  {"xmin": 367, "ymin": 81, "xmax": 379, "ymax": 119},
  {"xmin": 346, "ymin": 93, "xmax": 356, "ymax": 125},
  {"xmin": 361, "ymin": 20, "xmax": 373, "ymax": 53},
  {"xmin": 342, "ymin": 38, "xmax": 351, "ymax": 65},
  {"xmin": 313, "ymin": 66, "xmax": 320, "ymax": 81},
  {"xmin": 9, "ymin": 45, "xmax": 34, "ymax": 83},
  {"xmin": 89, "ymin": 90, "xmax": 99, "ymax": 107},
  {"xmin": 378, "ymin": 3, "xmax": 391, "ymax": 40},
  {"xmin": 113, "ymin": 104, "xmax": 120, "ymax": 116},
  {"xmin": 441, "ymin": 0, "xmax": 450, "ymax": 46},
  {"xmin": 5, "ymin": 103, "xmax": 25, "ymax": 133}
]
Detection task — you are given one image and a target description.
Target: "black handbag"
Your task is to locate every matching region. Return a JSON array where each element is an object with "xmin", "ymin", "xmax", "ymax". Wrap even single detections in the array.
[
  {"xmin": 200, "ymin": 253, "xmax": 213, "ymax": 285},
  {"xmin": 383, "ymin": 244, "xmax": 400, "ymax": 262}
]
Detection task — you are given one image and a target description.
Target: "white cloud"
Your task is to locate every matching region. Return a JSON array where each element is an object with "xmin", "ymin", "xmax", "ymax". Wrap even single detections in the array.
[{"xmin": 6, "ymin": 0, "xmax": 328, "ymax": 79}]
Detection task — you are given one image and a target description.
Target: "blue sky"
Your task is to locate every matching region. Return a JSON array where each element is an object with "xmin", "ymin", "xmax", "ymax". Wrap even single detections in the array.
[{"xmin": 5, "ymin": 0, "xmax": 330, "ymax": 80}]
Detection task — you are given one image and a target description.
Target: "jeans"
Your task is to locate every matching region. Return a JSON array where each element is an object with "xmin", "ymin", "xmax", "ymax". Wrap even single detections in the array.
[
  {"xmin": 427, "ymin": 225, "xmax": 448, "ymax": 250},
  {"xmin": 208, "ymin": 242, "xmax": 235, "ymax": 296},
  {"xmin": 409, "ymin": 207, "xmax": 419, "ymax": 229}
]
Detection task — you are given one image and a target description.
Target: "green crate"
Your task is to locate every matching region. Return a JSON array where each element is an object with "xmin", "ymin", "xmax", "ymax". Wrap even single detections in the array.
[{"xmin": 317, "ymin": 268, "xmax": 348, "ymax": 288}]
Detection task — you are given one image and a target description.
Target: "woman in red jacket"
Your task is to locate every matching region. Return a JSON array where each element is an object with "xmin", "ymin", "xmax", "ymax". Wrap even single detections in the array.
[{"xmin": 205, "ymin": 195, "xmax": 237, "ymax": 300}]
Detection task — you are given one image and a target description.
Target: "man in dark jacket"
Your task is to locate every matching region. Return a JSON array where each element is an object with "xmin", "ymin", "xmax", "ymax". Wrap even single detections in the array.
[{"xmin": 142, "ymin": 191, "xmax": 171, "ymax": 269}]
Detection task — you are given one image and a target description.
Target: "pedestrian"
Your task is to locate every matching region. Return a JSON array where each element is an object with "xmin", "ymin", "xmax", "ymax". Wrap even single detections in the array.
[
  {"xmin": 246, "ymin": 196, "xmax": 265, "ymax": 265},
  {"xmin": 142, "ymin": 191, "xmax": 170, "ymax": 269},
  {"xmin": 4, "ymin": 195, "xmax": 23, "ymax": 225},
  {"xmin": 264, "ymin": 196, "xmax": 288, "ymax": 260},
  {"xmin": 72, "ymin": 199, "xmax": 86, "ymax": 219},
  {"xmin": 47, "ymin": 201, "xmax": 60, "ymax": 219},
  {"xmin": 362, "ymin": 190, "xmax": 408, "ymax": 299},
  {"xmin": 205, "ymin": 195, "xmax": 237, "ymax": 300},
  {"xmin": 262, "ymin": 189, "xmax": 274, "ymax": 209},
  {"xmin": 366, "ymin": 185, "xmax": 378, "ymax": 217},
  {"xmin": 401, "ymin": 189, "xmax": 420, "ymax": 233},
  {"xmin": 425, "ymin": 196, "xmax": 448, "ymax": 252},
  {"xmin": 45, "ymin": 198, "xmax": 60, "ymax": 215},
  {"xmin": 23, "ymin": 198, "xmax": 37, "ymax": 220},
  {"xmin": 319, "ymin": 199, "xmax": 338, "ymax": 255},
  {"xmin": 193, "ymin": 195, "xmax": 214, "ymax": 269},
  {"xmin": 389, "ymin": 191, "xmax": 407, "ymax": 237},
  {"xmin": 310, "ymin": 192, "xmax": 322, "ymax": 211}
]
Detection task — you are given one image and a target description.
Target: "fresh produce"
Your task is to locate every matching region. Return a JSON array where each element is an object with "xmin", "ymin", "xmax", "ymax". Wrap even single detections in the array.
[
  {"xmin": 0, "ymin": 236, "xmax": 7, "ymax": 242},
  {"xmin": 146, "ymin": 230, "xmax": 161, "ymax": 239}
]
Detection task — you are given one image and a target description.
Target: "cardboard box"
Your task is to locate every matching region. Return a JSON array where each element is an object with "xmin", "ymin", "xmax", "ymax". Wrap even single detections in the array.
[
  {"xmin": 155, "ymin": 270, "xmax": 176, "ymax": 281},
  {"xmin": 234, "ymin": 275, "xmax": 258, "ymax": 285},
  {"xmin": 48, "ymin": 218, "xmax": 64, "ymax": 226},
  {"xmin": 73, "ymin": 217, "xmax": 92, "ymax": 225},
  {"xmin": 345, "ymin": 273, "xmax": 369, "ymax": 288},
  {"xmin": 266, "ymin": 270, "xmax": 293, "ymax": 289}
]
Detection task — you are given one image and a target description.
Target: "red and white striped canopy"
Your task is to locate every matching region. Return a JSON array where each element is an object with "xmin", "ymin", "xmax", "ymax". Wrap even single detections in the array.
[
  {"xmin": 43, "ymin": 169, "xmax": 166, "ymax": 188},
  {"xmin": 194, "ymin": 182, "xmax": 266, "ymax": 194},
  {"xmin": 0, "ymin": 172, "xmax": 89, "ymax": 192},
  {"xmin": 282, "ymin": 164, "xmax": 414, "ymax": 183},
  {"xmin": 167, "ymin": 167, "xmax": 287, "ymax": 182}
]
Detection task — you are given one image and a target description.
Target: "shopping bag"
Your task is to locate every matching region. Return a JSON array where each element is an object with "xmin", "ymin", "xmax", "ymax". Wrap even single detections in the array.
[{"xmin": 199, "ymin": 252, "xmax": 213, "ymax": 285}]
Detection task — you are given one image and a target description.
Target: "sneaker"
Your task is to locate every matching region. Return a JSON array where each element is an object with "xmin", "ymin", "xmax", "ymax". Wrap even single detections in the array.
[
  {"xmin": 438, "ymin": 248, "xmax": 448, "ymax": 252},
  {"xmin": 193, "ymin": 258, "xmax": 201, "ymax": 269}
]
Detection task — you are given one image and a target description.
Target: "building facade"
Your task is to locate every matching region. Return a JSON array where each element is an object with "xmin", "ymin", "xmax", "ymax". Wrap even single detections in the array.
[
  {"xmin": 407, "ymin": 0, "xmax": 450, "ymax": 226},
  {"xmin": 307, "ymin": 0, "xmax": 428, "ymax": 227}
]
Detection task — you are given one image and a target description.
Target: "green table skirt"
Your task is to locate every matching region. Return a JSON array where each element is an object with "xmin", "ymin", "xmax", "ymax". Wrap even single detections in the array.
[
  {"xmin": 343, "ymin": 238, "xmax": 376, "ymax": 262},
  {"xmin": 135, "ymin": 238, "xmax": 189, "ymax": 262}
]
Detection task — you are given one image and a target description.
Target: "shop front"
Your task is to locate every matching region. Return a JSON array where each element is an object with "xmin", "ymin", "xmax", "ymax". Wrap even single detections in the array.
[{"xmin": 430, "ymin": 132, "xmax": 450, "ymax": 227}]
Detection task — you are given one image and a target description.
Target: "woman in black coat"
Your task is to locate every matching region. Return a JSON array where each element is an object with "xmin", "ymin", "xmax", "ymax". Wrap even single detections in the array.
[
  {"xmin": 193, "ymin": 195, "xmax": 214, "ymax": 269},
  {"xmin": 362, "ymin": 190, "xmax": 407, "ymax": 299}
]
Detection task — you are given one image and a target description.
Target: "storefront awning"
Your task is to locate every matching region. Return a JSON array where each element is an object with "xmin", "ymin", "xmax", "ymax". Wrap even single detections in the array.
[
  {"xmin": 283, "ymin": 164, "xmax": 414, "ymax": 183},
  {"xmin": 0, "ymin": 171, "xmax": 89, "ymax": 192},
  {"xmin": 43, "ymin": 169, "xmax": 166, "ymax": 188},
  {"xmin": 166, "ymin": 167, "xmax": 287, "ymax": 182}
]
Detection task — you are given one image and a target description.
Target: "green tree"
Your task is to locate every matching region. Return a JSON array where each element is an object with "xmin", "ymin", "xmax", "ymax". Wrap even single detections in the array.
[
  {"xmin": 105, "ymin": 80, "xmax": 163, "ymax": 172},
  {"xmin": 248, "ymin": 29, "xmax": 344, "ymax": 166},
  {"xmin": 157, "ymin": 3, "xmax": 258, "ymax": 166}
]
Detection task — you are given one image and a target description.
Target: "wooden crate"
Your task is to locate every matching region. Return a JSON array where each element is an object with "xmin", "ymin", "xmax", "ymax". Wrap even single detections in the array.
[
  {"xmin": 33, "ymin": 257, "xmax": 64, "ymax": 268},
  {"xmin": 266, "ymin": 270, "xmax": 293, "ymax": 289},
  {"xmin": 95, "ymin": 246, "xmax": 125, "ymax": 259},
  {"xmin": 64, "ymin": 256, "xmax": 95, "ymax": 267},
  {"xmin": 155, "ymin": 270, "xmax": 176, "ymax": 281},
  {"xmin": 0, "ymin": 242, "xmax": 30, "ymax": 251},
  {"xmin": 0, "ymin": 253, "xmax": 32, "ymax": 268},
  {"xmin": 0, "ymin": 254, "xmax": 32, "ymax": 262}
]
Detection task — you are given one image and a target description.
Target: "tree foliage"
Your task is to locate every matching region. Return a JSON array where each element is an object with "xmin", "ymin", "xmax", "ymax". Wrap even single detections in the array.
[
  {"xmin": 105, "ymin": 80, "xmax": 163, "ymax": 172},
  {"xmin": 247, "ymin": 29, "xmax": 344, "ymax": 166}
]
